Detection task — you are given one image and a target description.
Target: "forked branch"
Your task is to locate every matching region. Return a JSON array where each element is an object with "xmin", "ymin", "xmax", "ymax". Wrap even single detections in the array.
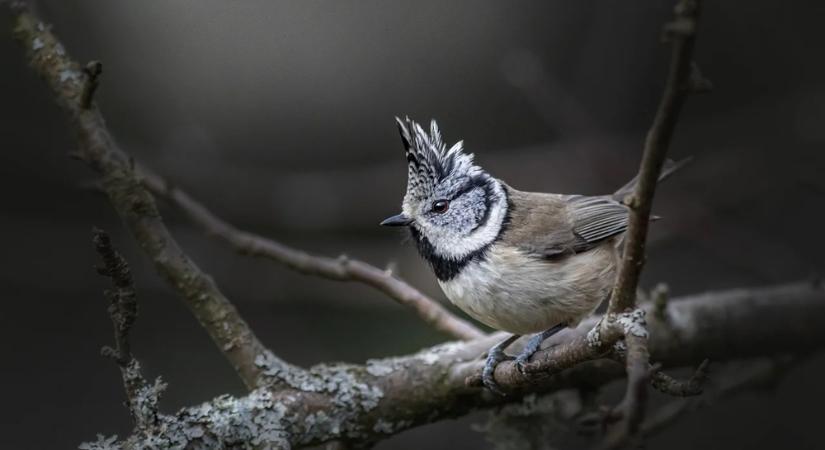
[
  {"xmin": 140, "ymin": 168, "xmax": 484, "ymax": 341},
  {"xmin": 9, "ymin": 3, "xmax": 290, "ymax": 390},
  {"xmin": 83, "ymin": 281, "xmax": 825, "ymax": 448},
  {"xmin": 609, "ymin": 0, "xmax": 704, "ymax": 315},
  {"xmin": 601, "ymin": 0, "xmax": 705, "ymax": 446}
]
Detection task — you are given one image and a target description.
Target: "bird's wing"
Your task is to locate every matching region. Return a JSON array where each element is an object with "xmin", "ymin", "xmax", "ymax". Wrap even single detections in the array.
[
  {"xmin": 566, "ymin": 195, "xmax": 629, "ymax": 249},
  {"xmin": 503, "ymin": 188, "xmax": 628, "ymax": 259}
]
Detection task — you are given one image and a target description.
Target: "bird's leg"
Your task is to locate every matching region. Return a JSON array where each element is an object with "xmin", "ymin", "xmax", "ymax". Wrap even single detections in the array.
[
  {"xmin": 482, "ymin": 334, "xmax": 520, "ymax": 396},
  {"xmin": 515, "ymin": 323, "xmax": 566, "ymax": 373}
]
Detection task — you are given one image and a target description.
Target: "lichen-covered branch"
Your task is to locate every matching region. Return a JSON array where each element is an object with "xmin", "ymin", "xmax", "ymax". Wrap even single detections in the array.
[
  {"xmin": 93, "ymin": 228, "xmax": 138, "ymax": 365},
  {"xmin": 140, "ymin": 168, "xmax": 484, "ymax": 341},
  {"xmin": 10, "ymin": 2, "xmax": 824, "ymax": 449},
  {"xmin": 88, "ymin": 282, "xmax": 825, "ymax": 448},
  {"xmin": 8, "ymin": 3, "xmax": 290, "ymax": 390},
  {"xmin": 92, "ymin": 228, "xmax": 165, "ymax": 431}
]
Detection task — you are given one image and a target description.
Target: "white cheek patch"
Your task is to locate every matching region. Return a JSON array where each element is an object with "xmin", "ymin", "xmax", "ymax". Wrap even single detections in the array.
[{"xmin": 428, "ymin": 181, "xmax": 507, "ymax": 260}]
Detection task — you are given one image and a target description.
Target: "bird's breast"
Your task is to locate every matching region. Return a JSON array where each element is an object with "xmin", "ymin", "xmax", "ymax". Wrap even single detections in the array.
[{"xmin": 438, "ymin": 243, "xmax": 616, "ymax": 334}]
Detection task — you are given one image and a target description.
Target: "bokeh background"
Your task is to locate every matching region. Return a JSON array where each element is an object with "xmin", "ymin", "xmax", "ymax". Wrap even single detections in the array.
[{"xmin": 2, "ymin": 1, "xmax": 824, "ymax": 448}]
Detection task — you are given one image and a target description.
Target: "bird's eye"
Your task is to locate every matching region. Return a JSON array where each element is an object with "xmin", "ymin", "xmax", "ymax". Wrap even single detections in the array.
[{"xmin": 432, "ymin": 199, "xmax": 450, "ymax": 214}]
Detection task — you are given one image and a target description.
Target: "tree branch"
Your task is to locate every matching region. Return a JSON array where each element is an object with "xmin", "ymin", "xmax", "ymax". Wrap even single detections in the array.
[
  {"xmin": 650, "ymin": 359, "xmax": 709, "ymax": 396},
  {"xmin": 92, "ymin": 228, "xmax": 165, "ymax": 431},
  {"xmin": 600, "ymin": 1, "xmax": 704, "ymax": 444},
  {"xmin": 641, "ymin": 356, "xmax": 801, "ymax": 437},
  {"xmin": 87, "ymin": 281, "xmax": 825, "ymax": 448},
  {"xmin": 600, "ymin": 334, "xmax": 651, "ymax": 449},
  {"xmin": 140, "ymin": 168, "xmax": 484, "ymax": 341},
  {"xmin": 8, "ymin": 3, "xmax": 293, "ymax": 390},
  {"xmin": 609, "ymin": 0, "xmax": 703, "ymax": 314},
  {"xmin": 11, "ymin": 2, "xmax": 821, "ymax": 449}
]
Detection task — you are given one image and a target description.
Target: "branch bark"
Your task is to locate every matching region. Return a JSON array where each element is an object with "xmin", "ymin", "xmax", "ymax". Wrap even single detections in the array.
[
  {"xmin": 140, "ymin": 169, "xmax": 484, "ymax": 341},
  {"xmin": 650, "ymin": 359, "xmax": 709, "ymax": 396},
  {"xmin": 10, "ymin": 2, "xmax": 822, "ymax": 449},
  {"xmin": 608, "ymin": 0, "xmax": 702, "ymax": 315},
  {"xmin": 600, "ymin": 334, "xmax": 651, "ymax": 449},
  {"xmin": 8, "ymin": 4, "xmax": 290, "ymax": 390},
  {"xmin": 600, "ymin": 1, "xmax": 704, "ymax": 444},
  {"xmin": 92, "ymin": 228, "xmax": 166, "ymax": 432},
  {"xmin": 97, "ymin": 281, "xmax": 825, "ymax": 448}
]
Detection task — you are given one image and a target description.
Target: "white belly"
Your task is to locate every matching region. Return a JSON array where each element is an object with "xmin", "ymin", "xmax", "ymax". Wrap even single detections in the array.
[{"xmin": 439, "ymin": 243, "xmax": 617, "ymax": 335}]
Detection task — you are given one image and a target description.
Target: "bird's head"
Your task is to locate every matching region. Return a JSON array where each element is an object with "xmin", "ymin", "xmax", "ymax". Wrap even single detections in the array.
[{"xmin": 381, "ymin": 117, "xmax": 508, "ymax": 269}]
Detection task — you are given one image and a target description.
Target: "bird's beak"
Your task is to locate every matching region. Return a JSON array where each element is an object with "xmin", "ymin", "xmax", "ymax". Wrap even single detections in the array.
[{"xmin": 380, "ymin": 213, "xmax": 413, "ymax": 227}]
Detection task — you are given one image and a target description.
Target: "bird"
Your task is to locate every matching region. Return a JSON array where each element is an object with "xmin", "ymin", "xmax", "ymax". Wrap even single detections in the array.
[{"xmin": 381, "ymin": 117, "xmax": 683, "ymax": 395}]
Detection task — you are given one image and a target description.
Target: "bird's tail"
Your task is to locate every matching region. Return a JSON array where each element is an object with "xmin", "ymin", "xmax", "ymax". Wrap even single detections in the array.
[{"xmin": 611, "ymin": 157, "xmax": 692, "ymax": 201}]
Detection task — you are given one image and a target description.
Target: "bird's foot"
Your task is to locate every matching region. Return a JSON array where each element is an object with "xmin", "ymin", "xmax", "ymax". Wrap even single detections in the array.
[
  {"xmin": 481, "ymin": 334, "xmax": 520, "ymax": 396},
  {"xmin": 482, "ymin": 346, "xmax": 513, "ymax": 396},
  {"xmin": 514, "ymin": 342, "xmax": 540, "ymax": 374},
  {"xmin": 514, "ymin": 342, "xmax": 559, "ymax": 374},
  {"xmin": 515, "ymin": 324, "xmax": 566, "ymax": 374}
]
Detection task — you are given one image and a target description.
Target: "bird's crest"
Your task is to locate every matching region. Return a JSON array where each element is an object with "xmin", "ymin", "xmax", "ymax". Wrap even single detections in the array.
[{"xmin": 395, "ymin": 117, "xmax": 480, "ymax": 200}]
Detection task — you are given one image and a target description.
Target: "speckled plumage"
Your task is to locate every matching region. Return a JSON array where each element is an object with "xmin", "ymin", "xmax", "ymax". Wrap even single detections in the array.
[
  {"xmin": 389, "ymin": 118, "xmax": 629, "ymax": 334},
  {"xmin": 384, "ymin": 118, "xmax": 686, "ymax": 393}
]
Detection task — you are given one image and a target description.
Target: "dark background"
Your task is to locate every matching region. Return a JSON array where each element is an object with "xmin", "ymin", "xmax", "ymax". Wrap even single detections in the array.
[{"xmin": 2, "ymin": 1, "xmax": 824, "ymax": 448}]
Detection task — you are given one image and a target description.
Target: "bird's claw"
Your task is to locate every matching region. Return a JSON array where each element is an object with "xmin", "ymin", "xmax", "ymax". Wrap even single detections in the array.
[
  {"xmin": 513, "ymin": 325, "xmax": 565, "ymax": 375},
  {"xmin": 482, "ymin": 347, "xmax": 512, "ymax": 396},
  {"xmin": 515, "ymin": 353, "xmax": 531, "ymax": 374}
]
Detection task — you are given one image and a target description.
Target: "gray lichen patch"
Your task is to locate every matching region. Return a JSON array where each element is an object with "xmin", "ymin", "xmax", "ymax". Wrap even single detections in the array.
[
  {"xmin": 120, "ymin": 388, "xmax": 293, "ymax": 449},
  {"xmin": 251, "ymin": 350, "xmax": 391, "ymax": 444},
  {"xmin": 367, "ymin": 340, "xmax": 466, "ymax": 373},
  {"xmin": 365, "ymin": 359, "xmax": 395, "ymax": 376},
  {"xmin": 255, "ymin": 350, "xmax": 383, "ymax": 412},
  {"xmin": 586, "ymin": 321, "xmax": 603, "ymax": 348},
  {"xmin": 414, "ymin": 341, "xmax": 464, "ymax": 365},
  {"xmin": 616, "ymin": 309, "xmax": 648, "ymax": 338},
  {"xmin": 78, "ymin": 434, "xmax": 120, "ymax": 450},
  {"xmin": 119, "ymin": 360, "xmax": 167, "ymax": 429},
  {"xmin": 59, "ymin": 68, "xmax": 80, "ymax": 84},
  {"xmin": 89, "ymin": 309, "xmax": 402, "ymax": 448}
]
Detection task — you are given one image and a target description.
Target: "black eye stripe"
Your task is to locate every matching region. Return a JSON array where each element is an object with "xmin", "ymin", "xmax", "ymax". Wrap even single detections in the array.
[{"xmin": 449, "ymin": 175, "xmax": 489, "ymax": 201}]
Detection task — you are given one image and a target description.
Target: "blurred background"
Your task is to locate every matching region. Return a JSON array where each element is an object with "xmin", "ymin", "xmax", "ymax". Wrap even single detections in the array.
[{"xmin": 1, "ymin": 1, "xmax": 824, "ymax": 448}]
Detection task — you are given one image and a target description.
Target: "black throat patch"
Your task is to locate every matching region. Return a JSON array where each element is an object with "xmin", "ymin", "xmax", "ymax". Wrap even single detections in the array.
[
  {"xmin": 409, "ymin": 185, "xmax": 512, "ymax": 281},
  {"xmin": 408, "ymin": 227, "xmax": 486, "ymax": 281}
]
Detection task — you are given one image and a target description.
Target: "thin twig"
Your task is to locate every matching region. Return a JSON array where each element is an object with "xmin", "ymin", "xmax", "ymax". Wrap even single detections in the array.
[
  {"xmin": 642, "ymin": 356, "xmax": 800, "ymax": 437},
  {"xmin": 9, "ymin": 5, "xmax": 289, "ymax": 390},
  {"xmin": 599, "ymin": 334, "xmax": 651, "ymax": 449},
  {"xmin": 92, "ymin": 228, "xmax": 165, "ymax": 430},
  {"xmin": 610, "ymin": 345, "xmax": 709, "ymax": 398},
  {"xmin": 93, "ymin": 227, "xmax": 137, "ymax": 366},
  {"xmin": 140, "ymin": 168, "xmax": 485, "ymax": 341},
  {"xmin": 600, "ymin": 0, "xmax": 704, "ymax": 446},
  {"xmin": 650, "ymin": 359, "xmax": 710, "ymax": 396},
  {"xmin": 608, "ymin": 0, "xmax": 703, "ymax": 315}
]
